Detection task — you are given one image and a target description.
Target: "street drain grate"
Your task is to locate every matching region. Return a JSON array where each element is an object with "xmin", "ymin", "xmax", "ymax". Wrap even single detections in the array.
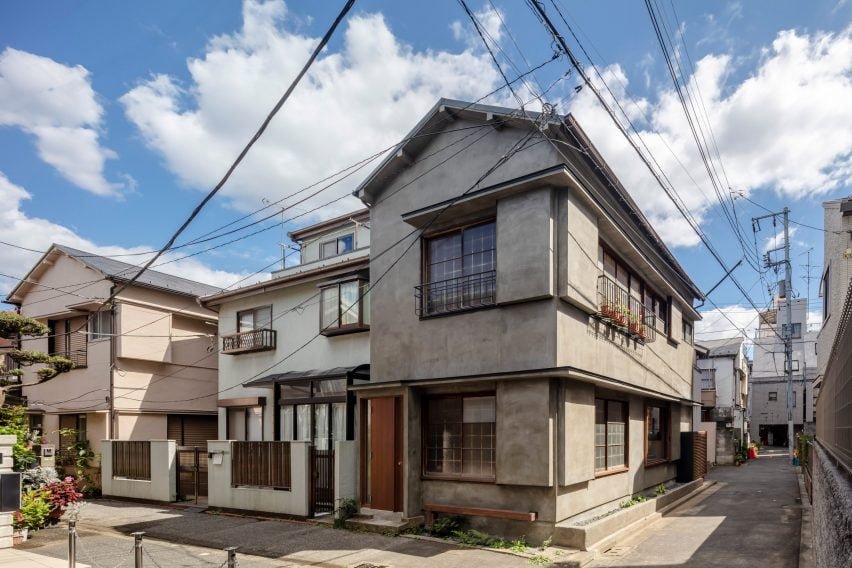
[{"xmin": 602, "ymin": 546, "xmax": 632, "ymax": 557}]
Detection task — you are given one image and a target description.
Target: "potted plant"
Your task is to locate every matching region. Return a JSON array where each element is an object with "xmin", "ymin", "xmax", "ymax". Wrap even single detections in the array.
[
  {"xmin": 14, "ymin": 488, "xmax": 52, "ymax": 542},
  {"xmin": 12, "ymin": 512, "xmax": 28, "ymax": 545},
  {"xmin": 600, "ymin": 302, "xmax": 613, "ymax": 320}
]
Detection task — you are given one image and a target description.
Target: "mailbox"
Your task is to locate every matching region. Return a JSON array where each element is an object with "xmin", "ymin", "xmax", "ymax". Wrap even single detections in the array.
[
  {"xmin": 0, "ymin": 472, "xmax": 21, "ymax": 512},
  {"xmin": 39, "ymin": 444, "xmax": 56, "ymax": 468}
]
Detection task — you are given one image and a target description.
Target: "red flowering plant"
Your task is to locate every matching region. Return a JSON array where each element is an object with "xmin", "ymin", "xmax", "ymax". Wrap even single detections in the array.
[{"xmin": 43, "ymin": 477, "xmax": 83, "ymax": 510}]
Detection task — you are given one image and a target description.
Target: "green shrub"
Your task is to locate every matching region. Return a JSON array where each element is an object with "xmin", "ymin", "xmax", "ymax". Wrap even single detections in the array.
[
  {"xmin": 655, "ymin": 483, "xmax": 666, "ymax": 496},
  {"xmin": 333, "ymin": 498, "xmax": 358, "ymax": 529},
  {"xmin": 620, "ymin": 495, "xmax": 649, "ymax": 508},
  {"xmin": 431, "ymin": 515, "xmax": 464, "ymax": 537},
  {"xmin": 452, "ymin": 528, "xmax": 493, "ymax": 547},
  {"xmin": 15, "ymin": 489, "xmax": 52, "ymax": 530}
]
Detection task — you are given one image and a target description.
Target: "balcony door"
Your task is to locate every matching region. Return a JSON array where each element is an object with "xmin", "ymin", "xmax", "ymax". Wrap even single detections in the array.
[{"xmin": 363, "ymin": 396, "xmax": 402, "ymax": 512}]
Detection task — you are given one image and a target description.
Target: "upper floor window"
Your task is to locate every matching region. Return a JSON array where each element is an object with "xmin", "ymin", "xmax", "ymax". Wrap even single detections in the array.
[
  {"xmin": 782, "ymin": 323, "xmax": 802, "ymax": 339},
  {"xmin": 822, "ymin": 266, "xmax": 830, "ymax": 320},
  {"xmin": 320, "ymin": 233, "xmax": 354, "ymax": 259},
  {"xmin": 417, "ymin": 221, "xmax": 496, "ymax": 316},
  {"xmin": 238, "ymin": 306, "xmax": 272, "ymax": 332},
  {"xmin": 769, "ymin": 392, "xmax": 777, "ymax": 401},
  {"xmin": 320, "ymin": 280, "xmax": 369, "ymax": 335},
  {"xmin": 90, "ymin": 310, "xmax": 111, "ymax": 340},
  {"xmin": 598, "ymin": 244, "xmax": 667, "ymax": 339},
  {"xmin": 682, "ymin": 320, "xmax": 693, "ymax": 345}
]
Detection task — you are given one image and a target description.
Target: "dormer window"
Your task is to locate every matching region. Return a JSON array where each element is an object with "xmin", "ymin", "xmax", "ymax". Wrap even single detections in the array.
[{"xmin": 320, "ymin": 233, "xmax": 354, "ymax": 259}]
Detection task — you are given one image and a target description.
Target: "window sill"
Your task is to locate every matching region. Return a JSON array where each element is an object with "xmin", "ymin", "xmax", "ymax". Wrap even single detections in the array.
[
  {"xmin": 421, "ymin": 474, "xmax": 496, "ymax": 484},
  {"xmin": 594, "ymin": 466, "xmax": 628, "ymax": 479},
  {"xmin": 418, "ymin": 303, "xmax": 497, "ymax": 320},
  {"xmin": 644, "ymin": 459, "xmax": 670, "ymax": 468},
  {"xmin": 321, "ymin": 325, "xmax": 370, "ymax": 337}
]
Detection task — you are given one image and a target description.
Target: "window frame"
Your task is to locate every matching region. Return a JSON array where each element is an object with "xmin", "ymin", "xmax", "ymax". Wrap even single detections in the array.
[
  {"xmin": 236, "ymin": 305, "xmax": 272, "ymax": 333},
  {"xmin": 682, "ymin": 320, "xmax": 693, "ymax": 345},
  {"xmin": 594, "ymin": 397, "xmax": 629, "ymax": 476},
  {"xmin": 599, "ymin": 242, "xmax": 668, "ymax": 335},
  {"xmin": 90, "ymin": 310, "xmax": 112, "ymax": 341},
  {"xmin": 422, "ymin": 392, "xmax": 497, "ymax": 483},
  {"xmin": 418, "ymin": 220, "xmax": 497, "ymax": 317},
  {"xmin": 319, "ymin": 279, "xmax": 369, "ymax": 336},
  {"xmin": 226, "ymin": 405, "xmax": 264, "ymax": 441},
  {"xmin": 644, "ymin": 403, "xmax": 670, "ymax": 467},
  {"xmin": 319, "ymin": 233, "xmax": 355, "ymax": 259}
]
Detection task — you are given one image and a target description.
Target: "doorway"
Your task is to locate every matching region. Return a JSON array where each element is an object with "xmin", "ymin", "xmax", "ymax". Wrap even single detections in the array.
[{"xmin": 363, "ymin": 396, "xmax": 402, "ymax": 512}]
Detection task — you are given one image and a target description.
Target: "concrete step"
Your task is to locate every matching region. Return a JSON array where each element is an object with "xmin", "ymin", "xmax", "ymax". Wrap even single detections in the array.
[{"xmin": 345, "ymin": 514, "xmax": 424, "ymax": 534}]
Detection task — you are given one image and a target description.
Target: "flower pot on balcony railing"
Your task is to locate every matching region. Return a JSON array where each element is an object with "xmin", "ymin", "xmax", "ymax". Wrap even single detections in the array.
[
  {"xmin": 601, "ymin": 303, "xmax": 614, "ymax": 320},
  {"xmin": 628, "ymin": 320, "xmax": 646, "ymax": 339}
]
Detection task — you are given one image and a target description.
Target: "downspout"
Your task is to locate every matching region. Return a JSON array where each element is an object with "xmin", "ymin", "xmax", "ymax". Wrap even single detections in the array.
[{"xmin": 108, "ymin": 283, "xmax": 116, "ymax": 439}]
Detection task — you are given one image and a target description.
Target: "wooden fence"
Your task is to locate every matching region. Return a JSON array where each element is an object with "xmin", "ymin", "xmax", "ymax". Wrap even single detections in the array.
[
  {"xmin": 112, "ymin": 441, "xmax": 151, "ymax": 480},
  {"xmin": 231, "ymin": 441, "xmax": 291, "ymax": 489}
]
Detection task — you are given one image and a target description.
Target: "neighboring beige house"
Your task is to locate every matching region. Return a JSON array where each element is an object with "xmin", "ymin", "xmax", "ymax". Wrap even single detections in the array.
[
  {"xmin": 696, "ymin": 337, "xmax": 748, "ymax": 464},
  {"xmin": 198, "ymin": 210, "xmax": 370, "ymax": 516},
  {"xmin": 352, "ymin": 99, "xmax": 703, "ymax": 543},
  {"xmin": 4, "ymin": 244, "xmax": 221, "ymax": 460}
]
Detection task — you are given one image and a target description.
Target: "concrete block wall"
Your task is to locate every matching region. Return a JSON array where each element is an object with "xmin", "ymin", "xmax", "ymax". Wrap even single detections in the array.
[
  {"xmin": 101, "ymin": 440, "xmax": 177, "ymax": 502},
  {"xmin": 812, "ymin": 443, "xmax": 852, "ymax": 568},
  {"xmin": 334, "ymin": 440, "xmax": 357, "ymax": 507},
  {"xmin": 207, "ymin": 440, "xmax": 310, "ymax": 516}
]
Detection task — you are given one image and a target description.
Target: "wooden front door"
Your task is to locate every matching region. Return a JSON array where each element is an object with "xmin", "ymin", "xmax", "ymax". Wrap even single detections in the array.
[{"xmin": 367, "ymin": 396, "xmax": 402, "ymax": 511}]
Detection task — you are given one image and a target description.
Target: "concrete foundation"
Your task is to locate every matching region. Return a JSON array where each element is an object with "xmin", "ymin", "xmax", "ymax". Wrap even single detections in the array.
[{"xmin": 811, "ymin": 443, "xmax": 852, "ymax": 568}]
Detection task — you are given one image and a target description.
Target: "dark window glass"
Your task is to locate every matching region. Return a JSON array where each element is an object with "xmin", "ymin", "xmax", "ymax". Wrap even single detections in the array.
[
  {"xmin": 424, "ymin": 395, "xmax": 495, "ymax": 480},
  {"xmin": 645, "ymin": 405, "xmax": 669, "ymax": 464}
]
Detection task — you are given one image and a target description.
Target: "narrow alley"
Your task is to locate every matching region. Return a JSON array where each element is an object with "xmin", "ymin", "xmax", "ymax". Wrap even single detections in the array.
[{"xmin": 590, "ymin": 448, "xmax": 805, "ymax": 567}]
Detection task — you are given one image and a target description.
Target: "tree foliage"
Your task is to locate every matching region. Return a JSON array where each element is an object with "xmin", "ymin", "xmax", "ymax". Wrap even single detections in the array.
[{"xmin": 0, "ymin": 312, "xmax": 50, "ymax": 339}]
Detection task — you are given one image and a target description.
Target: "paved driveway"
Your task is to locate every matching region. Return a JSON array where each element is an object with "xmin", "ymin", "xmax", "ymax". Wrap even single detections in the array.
[
  {"xmin": 17, "ymin": 499, "xmax": 553, "ymax": 568},
  {"xmin": 590, "ymin": 448, "xmax": 804, "ymax": 568}
]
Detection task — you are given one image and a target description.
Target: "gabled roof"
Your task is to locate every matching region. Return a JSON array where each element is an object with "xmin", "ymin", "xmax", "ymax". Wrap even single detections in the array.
[
  {"xmin": 354, "ymin": 98, "xmax": 703, "ymax": 303},
  {"xmin": 697, "ymin": 336, "xmax": 744, "ymax": 358},
  {"xmin": 288, "ymin": 208, "xmax": 369, "ymax": 242},
  {"xmin": 5, "ymin": 244, "xmax": 220, "ymax": 304}
]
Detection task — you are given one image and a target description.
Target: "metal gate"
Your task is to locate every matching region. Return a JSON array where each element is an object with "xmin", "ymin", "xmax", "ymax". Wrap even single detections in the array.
[
  {"xmin": 310, "ymin": 446, "xmax": 334, "ymax": 516},
  {"xmin": 176, "ymin": 446, "xmax": 208, "ymax": 503}
]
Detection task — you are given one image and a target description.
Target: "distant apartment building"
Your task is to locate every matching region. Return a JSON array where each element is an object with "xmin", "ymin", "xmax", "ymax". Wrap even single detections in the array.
[
  {"xmin": 4, "ymin": 245, "xmax": 220, "ymax": 460},
  {"xmin": 695, "ymin": 337, "xmax": 748, "ymax": 463},
  {"xmin": 750, "ymin": 297, "xmax": 817, "ymax": 446}
]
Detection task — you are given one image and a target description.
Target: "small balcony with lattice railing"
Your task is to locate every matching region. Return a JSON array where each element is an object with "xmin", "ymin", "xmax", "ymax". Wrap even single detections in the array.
[
  {"xmin": 595, "ymin": 274, "xmax": 657, "ymax": 343},
  {"xmin": 222, "ymin": 328, "xmax": 276, "ymax": 355}
]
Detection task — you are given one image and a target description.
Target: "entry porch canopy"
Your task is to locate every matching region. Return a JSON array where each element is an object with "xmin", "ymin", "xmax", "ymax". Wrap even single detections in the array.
[{"xmin": 242, "ymin": 364, "xmax": 370, "ymax": 388}]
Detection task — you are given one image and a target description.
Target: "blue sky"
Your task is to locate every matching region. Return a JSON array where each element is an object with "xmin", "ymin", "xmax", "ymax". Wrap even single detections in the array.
[{"xmin": 1, "ymin": 0, "xmax": 850, "ymax": 341}]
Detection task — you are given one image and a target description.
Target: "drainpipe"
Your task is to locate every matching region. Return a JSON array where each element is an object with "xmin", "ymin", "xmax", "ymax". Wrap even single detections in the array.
[{"xmin": 108, "ymin": 284, "xmax": 116, "ymax": 439}]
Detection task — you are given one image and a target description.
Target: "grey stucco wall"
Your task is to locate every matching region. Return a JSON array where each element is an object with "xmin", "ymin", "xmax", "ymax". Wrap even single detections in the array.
[{"xmin": 812, "ymin": 444, "xmax": 852, "ymax": 568}]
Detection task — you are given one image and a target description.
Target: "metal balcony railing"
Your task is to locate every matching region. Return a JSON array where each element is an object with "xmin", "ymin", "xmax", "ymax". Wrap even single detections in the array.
[
  {"xmin": 415, "ymin": 270, "xmax": 496, "ymax": 317},
  {"xmin": 700, "ymin": 370, "xmax": 716, "ymax": 390},
  {"xmin": 50, "ymin": 349, "xmax": 87, "ymax": 369},
  {"xmin": 596, "ymin": 274, "xmax": 656, "ymax": 342},
  {"xmin": 222, "ymin": 328, "xmax": 276, "ymax": 355}
]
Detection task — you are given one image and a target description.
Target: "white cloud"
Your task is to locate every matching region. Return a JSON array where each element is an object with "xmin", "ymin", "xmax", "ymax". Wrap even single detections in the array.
[
  {"xmin": 763, "ymin": 227, "xmax": 797, "ymax": 253},
  {"xmin": 121, "ymin": 0, "xmax": 505, "ymax": 217},
  {"xmin": 450, "ymin": 3, "xmax": 504, "ymax": 49},
  {"xmin": 695, "ymin": 304, "xmax": 759, "ymax": 342},
  {"xmin": 0, "ymin": 48, "xmax": 129, "ymax": 197},
  {"xmin": 0, "ymin": 172, "xmax": 253, "ymax": 297},
  {"xmin": 565, "ymin": 25, "xmax": 852, "ymax": 248}
]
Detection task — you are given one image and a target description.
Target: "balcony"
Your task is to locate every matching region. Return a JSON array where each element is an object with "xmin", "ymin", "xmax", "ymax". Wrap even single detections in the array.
[
  {"xmin": 700, "ymin": 371, "xmax": 716, "ymax": 407},
  {"xmin": 51, "ymin": 349, "xmax": 87, "ymax": 369},
  {"xmin": 222, "ymin": 328, "xmax": 276, "ymax": 355},
  {"xmin": 596, "ymin": 274, "xmax": 656, "ymax": 342},
  {"xmin": 414, "ymin": 270, "xmax": 496, "ymax": 317}
]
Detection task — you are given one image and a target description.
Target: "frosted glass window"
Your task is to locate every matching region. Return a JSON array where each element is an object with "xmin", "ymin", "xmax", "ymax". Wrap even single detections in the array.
[
  {"xmin": 340, "ymin": 281, "xmax": 360, "ymax": 326},
  {"xmin": 463, "ymin": 396, "xmax": 496, "ymax": 423},
  {"xmin": 296, "ymin": 404, "xmax": 311, "ymax": 441},
  {"xmin": 332, "ymin": 403, "xmax": 346, "ymax": 443},
  {"xmin": 281, "ymin": 406, "xmax": 294, "ymax": 441},
  {"xmin": 321, "ymin": 286, "xmax": 339, "ymax": 329},
  {"xmin": 246, "ymin": 406, "xmax": 263, "ymax": 441},
  {"xmin": 595, "ymin": 399, "xmax": 627, "ymax": 472},
  {"xmin": 314, "ymin": 404, "xmax": 329, "ymax": 450},
  {"xmin": 228, "ymin": 409, "xmax": 245, "ymax": 441}
]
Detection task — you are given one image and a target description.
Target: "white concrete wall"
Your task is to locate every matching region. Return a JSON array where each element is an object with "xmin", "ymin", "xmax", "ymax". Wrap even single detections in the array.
[
  {"xmin": 207, "ymin": 441, "xmax": 311, "ymax": 516},
  {"xmin": 334, "ymin": 440, "xmax": 357, "ymax": 506},
  {"xmin": 101, "ymin": 440, "xmax": 176, "ymax": 502},
  {"xmin": 0, "ymin": 435, "xmax": 16, "ymax": 549}
]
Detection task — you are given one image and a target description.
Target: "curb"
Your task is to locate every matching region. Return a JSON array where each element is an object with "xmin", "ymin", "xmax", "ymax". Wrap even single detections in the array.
[{"xmin": 796, "ymin": 471, "xmax": 816, "ymax": 568}]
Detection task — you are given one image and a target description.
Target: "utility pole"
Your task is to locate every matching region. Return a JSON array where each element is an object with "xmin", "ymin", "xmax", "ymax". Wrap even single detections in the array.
[{"xmin": 753, "ymin": 208, "xmax": 795, "ymax": 458}]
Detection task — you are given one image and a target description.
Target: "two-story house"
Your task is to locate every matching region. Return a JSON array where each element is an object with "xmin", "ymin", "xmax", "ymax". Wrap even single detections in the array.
[
  {"xmin": 199, "ymin": 209, "xmax": 370, "ymax": 516},
  {"xmin": 353, "ymin": 99, "xmax": 703, "ymax": 543},
  {"xmin": 750, "ymin": 297, "xmax": 818, "ymax": 446},
  {"xmin": 5, "ymin": 244, "xmax": 220, "ymax": 462},
  {"xmin": 695, "ymin": 337, "xmax": 749, "ymax": 464}
]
